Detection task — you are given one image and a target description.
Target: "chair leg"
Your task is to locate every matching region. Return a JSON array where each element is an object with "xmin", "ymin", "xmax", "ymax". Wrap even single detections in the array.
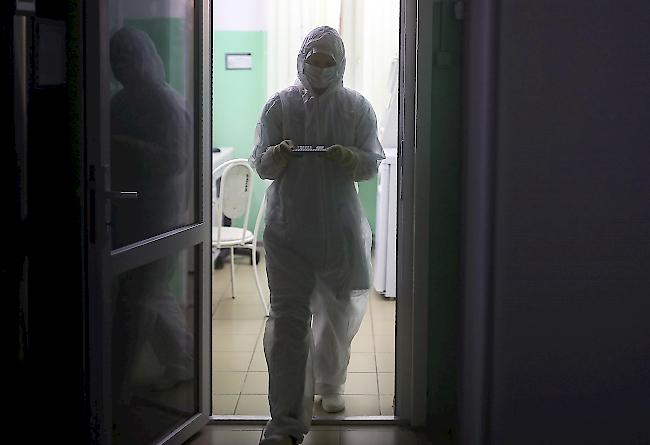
[
  {"xmin": 230, "ymin": 247, "xmax": 235, "ymax": 299},
  {"xmin": 251, "ymin": 245, "xmax": 269, "ymax": 317}
]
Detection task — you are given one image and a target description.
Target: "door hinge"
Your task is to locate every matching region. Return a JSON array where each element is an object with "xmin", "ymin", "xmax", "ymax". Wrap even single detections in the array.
[
  {"xmin": 399, "ymin": 139, "xmax": 404, "ymax": 201},
  {"xmin": 89, "ymin": 164, "xmax": 96, "ymax": 244},
  {"xmin": 102, "ymin": 164, "xmax": 112, "ymax": 227}
]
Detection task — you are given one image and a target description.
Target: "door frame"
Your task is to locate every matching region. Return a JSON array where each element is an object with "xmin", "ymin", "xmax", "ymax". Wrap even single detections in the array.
[
  {"xmin": 84, "ymin": 0, "xmax": 213, "ymax": 443},
  {"xmin": 206, "ymin": 0, "xmax": 434, "ymax": 428},
  {"xmin": 394, "ymin": 0, "xmax": 433, "ymax": 427},
  {"xmin": 458, "ymin": 0, "xmax": 496, "ymax": 443}
]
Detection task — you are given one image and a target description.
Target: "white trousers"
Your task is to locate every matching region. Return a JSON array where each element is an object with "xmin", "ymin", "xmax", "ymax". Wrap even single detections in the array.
[{"xmin": 262, "ymin": 227, "xmax": 369, "ymax": 443}]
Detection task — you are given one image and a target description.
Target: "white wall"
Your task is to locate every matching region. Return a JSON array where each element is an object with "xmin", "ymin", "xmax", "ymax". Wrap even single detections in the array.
[
  {"xmin": 340, "ymin": 0, "xmax": 399, "ymax": 142},
  {"xmin": 214, "ymin": 0, "xmax": 267, "ymax": 31}
]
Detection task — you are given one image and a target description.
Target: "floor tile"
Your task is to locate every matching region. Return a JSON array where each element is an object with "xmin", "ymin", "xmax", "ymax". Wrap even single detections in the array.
[
  {"xmin": 212, "ymin": 319, "xmax": 265, "ymax": 335},
  {"xmin": 216, "ymin": 285, "xmax": 268, "ymax": 306},
  {"xmin": 224, "ymin": 271, "xmax": 269, "ymax": 291},
  {"xmin": 368, "ymin": 290, "xmax": 386, "ymax": 303},
  {"xmin": 232, "ymin": 274, "xmax": 267, "ymax": 287},
  {"xmin": 185, "ymin": 428, "xmax": 262, "ymax": 445},
  {"xmin": 212, "ymin": 351, "xmax": 253, "ymax": 372},
  {"xmin": 211, "ymin": 395, "xmax": 238, "ymax": 415},
  {"xmin": 213, "ymin": 303, "xmax": 267, "ymax": 320},
  {"xmin": 255, "ymin": 335, "xmax": 265, "ymax": 351},
  {"xmin": 241, "ymin": 372, "xmax": 269, "ymax": 395},
  {"xmin": 374, "ymin": 335, "xmax": 395, "ymax": 353},
  {"xmin": 348, "ymin": 353, "xmax": 377, "ymax": 372},
  {"xmin": 372, "ymin": 320, "xmax": 395, "ymax": 336},
  {"xmin": 232, "ymin": 262, "xmax": 265, "ymax": 276},
  {"xmin": 375, "ymin": 353, "xmax": 395, "ymax": 373},
  {"xmin": 344, "ymin": 373, "xmax": 379, "ymax": 395},
  {"xmin": 203, "ymin": 424, "xmax": 265, "ymax": 431},
  {"xmin": 302, "ymin": 430, "xmax": 340, "ymax": 445},
  {"xmin": 370, "ymin": 299, "xmax": 395, "ymax": 310},
  {"xmin": 351, "ymin": 335, "xmax": 374, "ymax": 352},
  {"xmin": 378, "ymin": 373, "xmax": 394, "ymax": 395},
  {"xmin": 249, "ymin": 350, "xmax": 268, "ymax": 372},
  {"xmin": 340, "ymin": 427, "xmax": 430, "ymax": 445},
  {"xmin": 357, "ymin": 317, "xmax": 373, "ymax": 336},
  {"xmin": 212, "ymin": 279, "xmax": 230, "ymax": 296},
  {"xmin": 212, "ymin": 371, "xmax": 246, "ymax": 395},
  {"xmin": 219, "ymin": 293, "xmax": 268, "ymax": 306},
  {"xmin": 230, "ymin": 280, "xmax": 268, "ymax": 295},
  {"xmin": 235, "ymin": 394, "xmax": 270, "ymax": 416},
  {"xmin": 212, "ymin": 334, "xmax": 259, "ymax": 352},
  {"xmin": 370, "ymin": 304, "xmax": 397, "ymax": 321},
  {"xmin": 380, "ymin": 395, "xmax": 395, "ymax": 416},
  {"xmin": 211, "ymin": 294, "xmax": 222, "ymax": 315}
]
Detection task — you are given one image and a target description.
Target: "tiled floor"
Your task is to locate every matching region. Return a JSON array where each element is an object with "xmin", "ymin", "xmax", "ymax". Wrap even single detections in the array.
[
  {"xmin": 186, "ymin": 424, "xmax": 434, "ymax": 445},
  {"xmin": 211, "ymin": 250, "xmax": 396, "ymax": 417}
]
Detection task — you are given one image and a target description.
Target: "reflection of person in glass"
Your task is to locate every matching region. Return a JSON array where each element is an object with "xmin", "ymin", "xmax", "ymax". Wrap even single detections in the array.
[
  {"xmin": 108, "ymin": 26, "xmax": 194, "ymax": 435},
  {"xmin": 110, "ymin": 26, "xmax": 191, "ymax": 247}
]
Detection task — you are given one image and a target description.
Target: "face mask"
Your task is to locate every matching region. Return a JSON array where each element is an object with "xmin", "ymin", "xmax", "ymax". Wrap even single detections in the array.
[{"xmin": 304, "ymin": 63, "xmax": 338, "ymax": 90}]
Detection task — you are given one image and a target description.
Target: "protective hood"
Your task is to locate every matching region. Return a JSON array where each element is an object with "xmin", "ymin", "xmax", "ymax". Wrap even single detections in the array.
[
  {"xmin": 297, "ymin": 26, "xmax": 346, "ymax": 94},
  {"xmin": 110, "ymin": 27, "xmax": 166, "ymax": 88}
]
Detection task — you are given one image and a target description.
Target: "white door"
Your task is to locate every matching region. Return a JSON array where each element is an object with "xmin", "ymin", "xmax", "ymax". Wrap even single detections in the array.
[{"xmin": 86, "ymin": 0, "xmax": 212, "ymax": 443}]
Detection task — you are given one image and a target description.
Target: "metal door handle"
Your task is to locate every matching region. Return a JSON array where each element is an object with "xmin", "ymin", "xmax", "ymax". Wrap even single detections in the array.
[{"xmin": 110, "ymin": 191, "xmax": 139, "ymax": 199}]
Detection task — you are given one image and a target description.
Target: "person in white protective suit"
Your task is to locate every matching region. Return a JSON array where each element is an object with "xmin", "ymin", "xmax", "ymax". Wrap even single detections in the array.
[{"xmin": 250, "ymin": 26, "xmax": 385, "ymax": 445}]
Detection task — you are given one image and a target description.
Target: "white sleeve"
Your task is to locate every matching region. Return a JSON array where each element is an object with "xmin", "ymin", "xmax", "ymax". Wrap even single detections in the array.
[
  {"xmin": 249, "ymin": 93, "xmax": 286, "ymax": 179},
  {"xmin": 352, "ymin": 96, "xmax": 385, "ymax": 181}
]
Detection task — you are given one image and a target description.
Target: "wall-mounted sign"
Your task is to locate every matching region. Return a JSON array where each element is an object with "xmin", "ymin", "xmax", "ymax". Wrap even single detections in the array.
[{"xmin": 225, "ymin": 53, "xmax": 252, "ymax": 70}]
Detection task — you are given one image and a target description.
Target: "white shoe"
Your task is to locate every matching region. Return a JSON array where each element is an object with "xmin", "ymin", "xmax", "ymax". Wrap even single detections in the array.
[
  {"xmin": 259, "ymin": 434, "xmax": 295, "ymax": 445},
  {"xmin": 321, "ymin": 394, "xmax": 345, "ymax": 413}
]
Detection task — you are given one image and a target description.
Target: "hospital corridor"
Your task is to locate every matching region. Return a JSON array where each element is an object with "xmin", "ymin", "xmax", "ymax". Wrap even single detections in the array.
[{"xmin": 208, "ymin": 0, "xmax": 401, "ymax": 432}]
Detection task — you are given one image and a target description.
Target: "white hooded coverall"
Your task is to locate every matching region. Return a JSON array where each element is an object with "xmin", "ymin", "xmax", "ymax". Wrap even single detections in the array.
[{"xmin": 250, "ymin": 26, "xmax": 385, "ymax": 443}]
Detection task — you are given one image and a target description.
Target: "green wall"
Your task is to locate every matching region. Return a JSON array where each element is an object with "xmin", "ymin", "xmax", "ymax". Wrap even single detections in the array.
[
  {"xmin": 212, "ymin": 30, "xmax": 378, "ymax": 235},
  {"xmin": 213, "ymin": 31, "xmax": 268, "ymax": 232},
  {"xmin": 359, "ymin": 177, "xmax": 378, "ymax": 235}
]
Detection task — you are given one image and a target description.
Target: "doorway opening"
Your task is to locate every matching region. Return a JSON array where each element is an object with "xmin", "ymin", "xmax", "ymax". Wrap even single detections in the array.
[{"xmin": 210, "ymin": 0, "xmax": 400, "ymax": 419}]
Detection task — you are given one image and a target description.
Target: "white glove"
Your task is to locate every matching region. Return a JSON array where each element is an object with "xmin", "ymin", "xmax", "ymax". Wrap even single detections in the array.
[
  {"xmin": 325, "ymin": 145, "xmax": 360, "ymax": 171},
  {"xmin": 268, "ymin": 139, "xmax": 295, "ymax": 163}
]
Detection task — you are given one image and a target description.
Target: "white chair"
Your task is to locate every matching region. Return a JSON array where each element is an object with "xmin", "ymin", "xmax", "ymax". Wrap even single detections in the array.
[{"xmin": 212, "ymin": 159, "xmax": 269, "ymax": 317}]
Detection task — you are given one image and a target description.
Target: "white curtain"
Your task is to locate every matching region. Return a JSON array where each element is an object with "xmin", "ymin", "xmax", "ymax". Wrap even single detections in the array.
[
  {"xmin": 266, "ymin": 0, "xmax": 342, "ymax": 97},
  {"xmin": 266, "ymin": 0, "xmax": 400, "ymax": 140}
]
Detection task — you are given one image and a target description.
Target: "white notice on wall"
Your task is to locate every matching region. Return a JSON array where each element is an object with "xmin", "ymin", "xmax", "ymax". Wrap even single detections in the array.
[{"xmin": 225, "ymin": 53, "xmax": 253, "ymax": 70}]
